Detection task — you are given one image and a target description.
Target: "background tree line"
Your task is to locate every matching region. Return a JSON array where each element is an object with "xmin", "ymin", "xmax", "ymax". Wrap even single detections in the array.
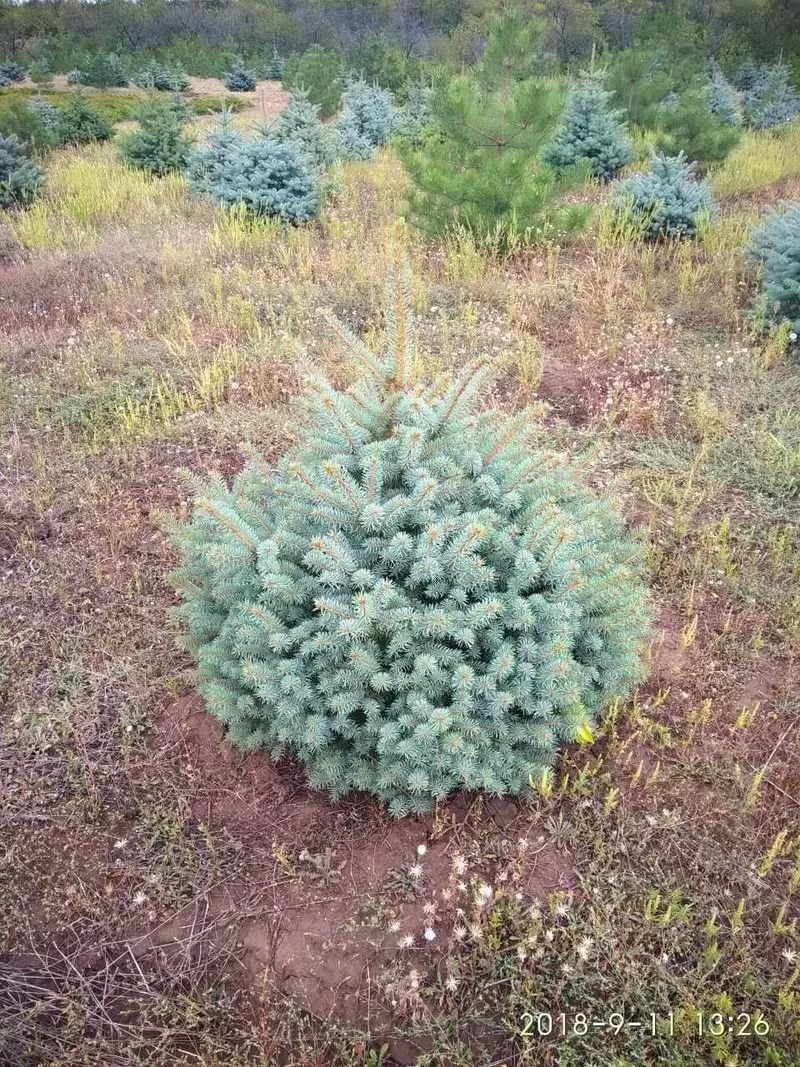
[{"xmin": 0, "ymin": 0, "xmax": 798, "ymax": 78}]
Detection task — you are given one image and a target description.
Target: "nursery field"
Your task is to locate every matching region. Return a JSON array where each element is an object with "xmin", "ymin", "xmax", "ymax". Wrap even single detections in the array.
[{"xmin": 1, "ymin": 109, "xmax": 800, "ymax": 1067}]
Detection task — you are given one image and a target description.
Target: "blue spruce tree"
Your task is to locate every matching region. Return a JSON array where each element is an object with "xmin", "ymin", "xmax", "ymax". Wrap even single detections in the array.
[
  {"xmin": 335, "ymin": 80, "xmax": 395, "ymax": 161},
  {"xmin": 613, "ymin": 152, "xmax": 715, "ymax": 240},
  {"xmin": 542, "ymin": 75, "xmax": 633, "ymax": 183},
  {"xmin": 167, "ymin": 270, "xmax": 652, "ymax": 817},
  {"xmin": 269, "ymin": 88, "xmax": 340, "ymax": 171},
  {"xmin": 749, "ymin": 202, "xmax": 800, "ymax": 336}
]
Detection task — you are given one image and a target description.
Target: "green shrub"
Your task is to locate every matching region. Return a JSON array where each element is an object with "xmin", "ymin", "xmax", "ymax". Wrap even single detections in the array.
[
  {"xmin": 283, "ymin": 46, "xmax": 343, "ymax": 117},
  {"xmin": 749, "ymin": 202, "xmax": 800, "ymax": 336},
  {"xmin": 187, "ymin": 113, "xmax": 319, "ymax": 223},
  {"xmin": 69, "ymin": 52, "xmax": 128, "ymax": 89},
  {"xmin": 167, "ymin": 273, "xmax": 652, "ymax": 817},
  {"xmin": 132, "ymin": 60, "xmax": 190, "ymax": 93},
  {"xmin": 0, "ymin": 96, "xmax": 59, "ymax": 150},
  {"xmin": 0, "ymin": 133, "xmax": 44, "ymax": 208},
  {"xmin": 269, "ymin": 88, "xmax": 339, "ymax": 170},
  {"xmin": 542, "ymin": 75, "xmax": 633, "ymax": 182},
  {"xmin": 120, "ymin": 102, "xmax": 192, "ymax": 176},
  {"xmin": 223, "ymin": 60, "xmax": 257, "ymax": 93},
  {"xmin": 28, "ymin": 59, "xmax": 54, "ymax": 87},
  {"xmin": 335, "ymin": 79, "xmax": 394, "ymax": 161},
  {"xmin": 57, "ymin": 95, "xmax": 113, "ymax": 145},
  {"xmin": 612, "ymin": 151, "xmax": 715, "ymax": 240},
  {"xmin": 652, "ymin": 87, "xmax": 741, "ymax": 170},
  {"xmin": 400, "ymin": 16, "xmax": 587, "ymax": 250}
]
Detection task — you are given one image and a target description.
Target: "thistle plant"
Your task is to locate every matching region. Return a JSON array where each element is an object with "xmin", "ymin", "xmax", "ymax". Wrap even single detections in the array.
[{"xmin": 167, "ymin": 271, "xmax": 652, "ymax": 817}]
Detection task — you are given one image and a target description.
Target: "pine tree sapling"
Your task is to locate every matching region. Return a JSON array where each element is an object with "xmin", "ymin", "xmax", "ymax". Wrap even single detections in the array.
[
  {"xmin": 749, "ymin": 202, "xmax": 800, "ymax": 335},
  {"xmin": 120, "ymin": 102, "xmax": 193, "ymax": 176},
  {"xmin": 269, "ymin": 88, "xmax": 339, "ymax": 170},
  {"xmin": 133, "ymin": 61, "xmax": 191, "ymax": 93},
  {"xmin": 265, "ymin": 48, "xmax": 285, "ymax": 80},
  {"xmin": 707, "ymin": 66, "xmax": 741, "ymax": 126},
  {"xmin": 391, "ymin": 82, "xmax": 433, "ymax": 146},
  {"xmin": 57, "ymin": 95, "xmax": 113, "ymax": 145},
  {"xmin": 283, "ymin": 46, "xmax": 344, "ymax": 117},
  {"xmin": 0, "ymin": 62, "xmax": 26, "ymax": 86},
  {"xmin": 224, "ymin": 60, "xmax": 257, "ymax": 93},
  {"xmin": 653, "ymin": 87, "xmax": 740, "ymax": 170},
  {"xmin": 167, "ymin": 272, "xmax": 652, "ymax": 817},
  {"xmin": 401, "ymin": 15, "xmax": 588, "ymax": 249},
  {"xmin": 744, "ymin": 64, "xmax": 800, "ymax": 129},
  {"xmin": 542, "ymin": 75, "xmax": 633, "ymax": 182},
  {"xmin": 0, "ymin": 133, "xmax": 44, "ymax": 208},
  {"xmin": 187, "ymin": 114, "xmax": 319, "ymax": 223},
  {"xmin": 613, "ymin": 152, "xmax": 715, "ymax": 240},
  {"xmin": 337, "ymin": 80, "xmax": 395, "ymax": 157}
]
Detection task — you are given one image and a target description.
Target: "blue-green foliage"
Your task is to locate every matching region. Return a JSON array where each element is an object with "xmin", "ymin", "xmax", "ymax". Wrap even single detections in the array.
[
  {"xmin": 133, "ymin": 60, "xmax": 191, "ymax": 93},
  {"xmin": 265, "ymin": 48, "xmax": 285, "ymax": 80},
  {"xmin": 744, "ymin": 64, "xmax": 800, "ymax": 129},
  {"xmin": 0, "ymin": 63, "xmax": 26, "ymax": 87},
  {"xmin": 335, "ymin": 80, "xmax": 395, "ymax": 161},
  {"xmin": 224, "ymin": 60, "xmax": 257, "ymax": 93},
  {"xmin": 167, "ymin": 273, "xmax": 652, "ymax": 817},
  {"xmin": 0, "ymin": 133, "xmax": 44, "ymax": 208},
  {"xmin": 187, "ymin": 112, "xmax": 319, "ymax": 223},
  {"xmin": 707, "ymin": 67, "xmax": 740, "ymax": 126},
  {"xmin": 269, "ymin": 88, "xmax": 339, "ymax": 171},
  {"xmin": 542, "ymin": 76, "xmax": 633, "ymax": 182},
  {"xmin": 613, "ymin": 152, "xmax": 715, "ymax": 240},
  {"xmin": 391, "ymin": 82, "xmax": 433, "ymax": 146},
  {"xmin": 749, "ymin": 202, "xmax": 800, "ymax": 335},
  {"xmin": 28, "ymin": 98, "xmax": 61, "ymax": 136}
]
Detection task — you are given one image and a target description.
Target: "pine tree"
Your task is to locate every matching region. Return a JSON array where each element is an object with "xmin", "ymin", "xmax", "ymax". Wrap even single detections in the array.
[
  {"xmin": 335, "ymin": 80, "xmax": 395, "ymax": 159},
  {"xmin": 391, "ymin": 82, "xmax": 432, "ymax": 146},
  {"xmin": 269, "ymin": 88, "xmax": 339, "ymax": 171},
  {"xmin": 71, "ymin": 52, "xmax": 128, "ymax": 89},
  {"xmin": 56, "ymin": 95, "xmax": 113, "ymax": 146},
  {"xmin": 265, "ymin": 48, "xmax": 285, "ymax": 80},
  {"xmin": 612, "ymin": 152, "xmax": 715, "ymax": 240},
  {"xmin": 186, "ymin": 110, "xmax": 245, "ymax": 200},
  {"xmin": 399, "ymin": 13, "xmax": 587, "ymax": 249},
  {"xmin": 749, "ymin": 202, "xmax": 800, "ymax": 335},
  {"xmin": 120, "ymin": 102, "xmax": 193, "ymax": 176},
  {"xmin": 283, "ymin": 46, "xmax": 344, "ymax": 117},
  {"xmin": 744, "ymin": 64, "xmax": 800, "ymax": 130},
  {"xmin": 0, "ymin": 62, "xmax": 26, "ymax": 87},
  {"xmin": 187, "ymin": 113, "xmax": 319, "ymax": 223},
  {"xmin": 542, "ymin": 74, "xmax": 633, "ymax": 183},
  {"xmin": 133, "ymin": 61, "xmax": 191, "ymax": 93},
  {"xmin": 653, "ymin": 87, "xmax": 741, "ymax": 170},
  {"xmin": 167, "ymin": 269, "xmax": 652, "ymax": 817},
  {"xmin": 224, "ymin": 59, "xmax": 257, "ymax": 93},
  {"xmin": 0, "ymin": 133, "xmax": 44, "ymax": 208},
  {"xmin": 707, "ymin": 66, "xmax": 740, "ymax": 126}
]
